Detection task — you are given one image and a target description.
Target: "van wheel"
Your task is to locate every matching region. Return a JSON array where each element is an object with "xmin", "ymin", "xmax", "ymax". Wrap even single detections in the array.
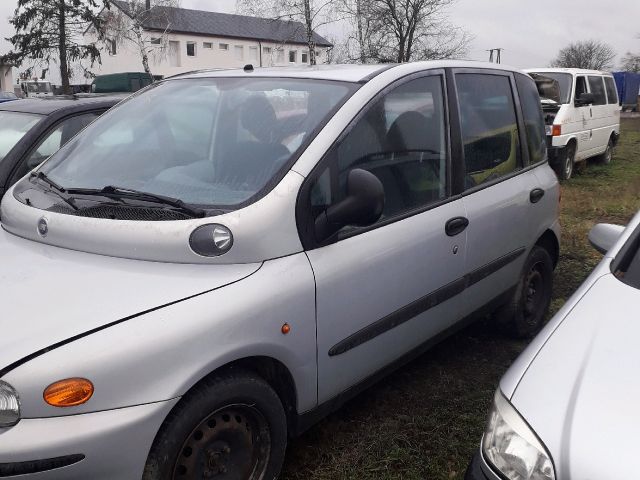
[
  {"xmin": 143, "ymin": 369, "xmax": 287, "ymax": 480},
  {"xmin": 558, "ymin": 143, "xmax": 575, "ymax": 181},
  {"xmin": 494, "ymin": 246, "xmax": 553, "ymax": 339},
  {"xmin": 599, "ymin": 138, "xmax": 614, "ymax": 165}
]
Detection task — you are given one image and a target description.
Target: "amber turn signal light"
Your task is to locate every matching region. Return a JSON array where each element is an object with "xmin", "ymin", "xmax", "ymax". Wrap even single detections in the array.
[
  {"xmin": 551, "ymin": 125, "xmax": 562, "ymax": 137},
  {"xmin": 44, "ymin": 378, "xmax": 94, "ymax": 407}
]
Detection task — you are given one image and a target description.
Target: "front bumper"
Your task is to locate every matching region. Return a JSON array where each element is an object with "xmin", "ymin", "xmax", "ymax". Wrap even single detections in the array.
[
  {"xmin": 465, "ymin": 451, "xmax": 502, "ymax": 480},
  {"xmin": 0, "ymin": 399, "xmax": 177, "ymax": 479},
  {"xmin": 546, "ymin": 136, "xmax": 566, "ymax": 167}
]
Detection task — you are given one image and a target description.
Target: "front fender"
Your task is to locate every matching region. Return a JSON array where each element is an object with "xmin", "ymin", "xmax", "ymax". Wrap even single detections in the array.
[{"xmin": 4, "ymin": 253, "xmax": 317, "ymax": 419}]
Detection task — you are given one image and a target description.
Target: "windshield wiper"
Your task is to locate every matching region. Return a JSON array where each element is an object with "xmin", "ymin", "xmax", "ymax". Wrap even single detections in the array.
[
  {"xmin": 29, "ymin": 171, "xmax": 79, "ymax": 211},
  {"xmin": 66, "ymin": 185, "xmax": 206, "ymax": 218}
]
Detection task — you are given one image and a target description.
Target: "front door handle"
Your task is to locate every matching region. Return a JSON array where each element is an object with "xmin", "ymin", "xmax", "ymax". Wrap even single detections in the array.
[
  {"xmin": 445, "ymin": 216, "xmax": 469, "ymax": 237},
  {"xmin": 530, "ymin": 188, "xmax": 545, "ymax": 204}
]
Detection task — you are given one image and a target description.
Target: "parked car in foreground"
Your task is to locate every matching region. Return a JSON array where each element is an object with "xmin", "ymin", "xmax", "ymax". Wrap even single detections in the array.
[
  {"xmin": 0, "ymin": 62, "xmax": 560, "ymax": 479},
  {"xmin": 466, "ymin": 210, "xmax": 640, "ymax": 480},
  {"xmin": 525, "ymin": 68, "xmax": 620, "ymax": 181},
  {"xmin": 0, "ymin": 92, "xmax": 18, "ymax": 104},
  {"xmin": 0, "ymin": 95, "xmax": 124, "ymax": 199}
]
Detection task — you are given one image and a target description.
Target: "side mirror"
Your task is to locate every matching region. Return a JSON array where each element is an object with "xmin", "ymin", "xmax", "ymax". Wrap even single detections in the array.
[
  {"xmin": 314, "ymin": 168, "xmax": 384, "ymax": 243},
  {"xmin": 575, "ymin": 92, "xmax": 595, "ymax": 107},
  {"xmin": 588, "ymin": 223, "xmax": 625, "ymax": 255}
]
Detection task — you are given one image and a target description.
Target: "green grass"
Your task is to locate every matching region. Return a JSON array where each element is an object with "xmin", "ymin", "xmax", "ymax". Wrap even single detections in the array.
[{"xmin": 280, "ymin": 118, "xmax": 640, "ymax": 480}]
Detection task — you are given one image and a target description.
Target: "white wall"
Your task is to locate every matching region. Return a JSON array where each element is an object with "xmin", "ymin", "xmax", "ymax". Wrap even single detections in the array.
[
  {"xmin": 0, "ymin": 66, "xmax": 14, "ymax": 92},
  {"xmin": 88, "ymin": 29, "xmax": 328, "ymax": 79}
]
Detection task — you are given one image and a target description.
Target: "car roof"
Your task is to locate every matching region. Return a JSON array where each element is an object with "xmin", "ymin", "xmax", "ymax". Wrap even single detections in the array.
[
  {"xmin": 168, "ymin": 61, "xmax": 526, "ymax": 83},
  {"xmin": 0, "ymin": 94, "xmax": 127, "ymax": 115},
  {"xmin": 524, "ymin": 68, "xmax": 613, "ymax": 76}
]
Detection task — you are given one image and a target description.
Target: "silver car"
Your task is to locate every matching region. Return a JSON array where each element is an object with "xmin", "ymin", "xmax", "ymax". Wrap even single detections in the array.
[
  {"xmin": 0, "ymin": 62, "xmax": 559, "ymax": 479},
  {"xmin": 466, "ymin": 212, "xmax": 640, "ymax": 480}
]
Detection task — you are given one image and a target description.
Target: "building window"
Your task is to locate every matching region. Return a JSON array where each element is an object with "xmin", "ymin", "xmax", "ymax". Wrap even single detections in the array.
[
  {"xmin": 289, "ymin": 50, "xmax": 297, "ymax": 63},
  {"xmin": 219, "ymin": 43, "xmax": 229, "ymax": 51},
  {"xmin": 276, "ymin": 48, "xmax": 284, "ymax": 64},
  {"xmin": 249, "ymin": 46, "xmax": 258, "ymax": 62},
  {"xmin": 186, "ymin": 41, "xmax": 196, "ymax": 57},
  {"xmin": 301, "ymin": 51, "xmax": 308, "ymax": 63},
  {"xmin": 263, "ymin": 47, "xmax": 271, "ymax": 55},
  {"xmin": 203, "ymin": 42, "xmax": 213, "ymax": 49},
  {"xmin": 150, "ymin": 37, "xmax": 161, "ymax": 45},
  {"xmin": 234, "ymin": 45, "xmax": 244, "ymax": 61},
  {"xmin": 109, "ymin": 39, "xmax": 117, "ymax": 55}
]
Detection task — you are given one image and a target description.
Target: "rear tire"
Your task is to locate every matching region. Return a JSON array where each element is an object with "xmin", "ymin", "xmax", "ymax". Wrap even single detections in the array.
[
  {"xmin": 494, "ymin": 246, "xmax": 553, "ymax": 339},
  {"xmin": 557, "ymin": 143, "xmax": 575, "ymax": 181},
  {"xmin": 598, "ymin": 137, "xmax": 614, "ymax": 165},
  {"xmin": 143, "ymin": 369, "xmax": 287, "ymax": 480}
]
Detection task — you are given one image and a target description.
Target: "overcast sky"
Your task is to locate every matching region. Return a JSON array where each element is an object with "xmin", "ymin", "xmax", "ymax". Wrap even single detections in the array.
[{"xmin": 1, "ymin": 0, "xmax": 638, "ymax": 73}]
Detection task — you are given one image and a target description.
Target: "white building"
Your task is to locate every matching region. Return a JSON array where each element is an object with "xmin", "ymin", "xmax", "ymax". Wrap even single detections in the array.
[
  {"xmin": 0, "ymin": 62, "xmax": 15, "ymax": 93},
  {"xmin": 86, "ymin": 1, "xmax": 333, "ymax": 78}
]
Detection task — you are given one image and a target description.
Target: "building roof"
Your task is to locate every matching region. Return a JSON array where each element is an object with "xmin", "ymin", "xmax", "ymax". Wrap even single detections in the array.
[{"xmin": 112, "ymin": 1, "xmax": 332, "ymax": 47}]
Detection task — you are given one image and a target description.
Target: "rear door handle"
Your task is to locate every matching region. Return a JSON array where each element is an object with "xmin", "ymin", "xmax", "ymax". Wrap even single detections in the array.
[
  {"xmin": 445, "ymin": 216, "xmax": 469, "ymax": 237},
  {"xmin": 530, "ymin": 188, "xmax": 545, "ymax": 204}
]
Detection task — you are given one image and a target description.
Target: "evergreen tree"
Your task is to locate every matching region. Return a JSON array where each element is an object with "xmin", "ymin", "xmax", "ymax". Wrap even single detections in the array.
[{"xmin": 4, "ymin": 0, "xmax": 111, "ymax": 94}]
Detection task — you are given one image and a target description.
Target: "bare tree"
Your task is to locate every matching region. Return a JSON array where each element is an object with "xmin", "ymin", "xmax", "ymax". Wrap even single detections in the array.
[
  {"xmin": 550, "ymin": 40, "xmax": 616, "ymax": 70},
  {"xmin": 102, "ymin": 0, "xmax": 179, "ymax": 77},
  {"xmin": 238, "ymin": 0, "xmax": 336, "ymax": 65},
  {"xmin": 621, "ymin": 52, "xmax": 640, "ymax": 72},
  {"xmin": 339, "ymin": 0, "xmax": 469, "ymax": 63}
]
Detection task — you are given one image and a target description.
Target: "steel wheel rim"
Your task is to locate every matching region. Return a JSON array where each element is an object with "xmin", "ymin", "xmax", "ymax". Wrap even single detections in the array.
[
  {"xmin": 172, "ymin": 404, "xmax": 271, "ymax": 480},
  {"xmin": 523, "ymin": 262, "xmax": 545, "ymax": 325},
  {"xmin": 565, "ymin": 147, "xmax": 574, "ymax": 178},
  {"xmin": 605, "ymin": 144, "xmax": 612, "ymax": 163}
]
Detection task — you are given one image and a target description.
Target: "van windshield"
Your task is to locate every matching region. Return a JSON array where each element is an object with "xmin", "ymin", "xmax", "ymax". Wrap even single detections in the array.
[
  {"xmin": 41, "ymin": 77, "xmax": 356, "ymax": 209},
  {"xmin": 531, "ymin": 72, "xmax": 572, "ymax": 104}
]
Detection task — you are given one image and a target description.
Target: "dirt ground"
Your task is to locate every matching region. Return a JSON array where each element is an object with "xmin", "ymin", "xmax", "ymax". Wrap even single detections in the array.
[{"xmin": 280, "ymin": 117, "xmax": 640, "ymax": 480}]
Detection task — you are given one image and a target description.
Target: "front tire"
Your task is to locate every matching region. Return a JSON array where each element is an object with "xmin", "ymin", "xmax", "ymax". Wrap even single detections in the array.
[
  {"xmin": 494, "ymin": 246, "xmax": 553, "ymax": 339},
  {"xmin": 557, "ymin": 143, "xmax": 575, "ymax": 181},
  {"xmin": 143, "ymin": 369, "xmax": 287, "ymax": 480}
]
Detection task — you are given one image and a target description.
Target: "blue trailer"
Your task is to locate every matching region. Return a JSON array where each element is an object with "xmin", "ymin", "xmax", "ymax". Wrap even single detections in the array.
[{"xmin": 613, "ymin": 71, "xmax": 640, "ymax": 111}]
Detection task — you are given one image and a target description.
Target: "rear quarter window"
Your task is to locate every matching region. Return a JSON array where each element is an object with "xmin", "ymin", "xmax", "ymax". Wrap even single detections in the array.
[
  {"xmin": 516, "ymin": 73, "xmax": 546, "ymax": 165},
  {"xmin": 604, "ymin": 77, "xmax": 619, "ymax": 105}
]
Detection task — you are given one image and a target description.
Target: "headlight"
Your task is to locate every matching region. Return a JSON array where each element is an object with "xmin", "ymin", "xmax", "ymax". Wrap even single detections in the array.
[
  {"xmin": 483, "ymin": 390, "xmax": 555, "ymax": 480},
  {"xmin": 0, "ymin": 381, "xmax": 20, "ymax": 427}
]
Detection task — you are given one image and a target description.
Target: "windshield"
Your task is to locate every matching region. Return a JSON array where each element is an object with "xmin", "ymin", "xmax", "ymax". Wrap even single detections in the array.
[
  {"xmin": 531, "ymin": 72, "xmax": 572, "ymax": 104},
  {"xmin": 41, "ymin": 77, "xmax": 356, "ymax": 208},
  {"xmin": 26, "ymin": 82, "xmax": 51, "ymax": 93},
  {"xmin": 0, "ymin": 111, "xmax": 42, "ymax": 163}
]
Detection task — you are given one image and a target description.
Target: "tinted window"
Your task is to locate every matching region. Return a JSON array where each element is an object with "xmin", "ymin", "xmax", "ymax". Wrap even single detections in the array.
[
  {"xmin": 575, "ymin": 76, "xmax": 588, "ymax": 102},
  {"xmin": 41, "ymin": 79, "xmax": 355, "ymax": 208},
  {"xmin": 17, "ymin": 112, "xmax": 100, "ymax": 180},
  {"xmin": 456, "ymin": 74, "xmax": 521, "ymax": 187},
  {"xmin": 604, "ymin": 76, "xmax": 619, "ymax": 105},
  {"xmin": 516, "ymin": 74, "xmax": 546, "ymax": 165},
  {"xmin": 310, "ymin": 76, "xmax": 448, "ymax": 225},
  {"xmin": 588, "ymin": 76, "xmax": 606, "ymax": 105}
]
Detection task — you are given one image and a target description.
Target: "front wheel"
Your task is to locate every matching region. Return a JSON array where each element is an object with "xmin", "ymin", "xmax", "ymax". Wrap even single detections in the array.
[
  {"xmin": 557, "ymin": 143, "xmax": 575, "ymax": 181},
  {"xmin": 494, "ymin": 246, "xmax": 553, "ymax": 339},
  {"xmin": 143, "ymin": 369, "xmax": 287, "ymax": 480}
]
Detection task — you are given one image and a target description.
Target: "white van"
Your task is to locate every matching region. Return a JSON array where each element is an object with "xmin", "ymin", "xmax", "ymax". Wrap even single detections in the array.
[
  {"xmin": 526, "ymin": 68, "xmax": 620, "ymax": 180},
  {"xmin": 20, "ymin": 80, "xmax": 54, "ymax": 99}
]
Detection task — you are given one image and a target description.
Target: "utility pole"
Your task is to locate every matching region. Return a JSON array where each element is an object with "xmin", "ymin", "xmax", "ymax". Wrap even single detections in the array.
[{"xmin": 487, "ymin": 48, "xmax": 504, "ymax": 64}]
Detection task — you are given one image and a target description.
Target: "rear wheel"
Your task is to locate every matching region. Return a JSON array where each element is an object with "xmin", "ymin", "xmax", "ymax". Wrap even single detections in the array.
[
  {"xmin": 598, "ymin": 137, "xmax": 614, "ymax": 165},
  {"xmin": 494, "ymin": 246, "xmax": 553, "ymax": 339},
  {"xmin": 143, "ymin": 369, "xmax": 287, "ymax": 480}
]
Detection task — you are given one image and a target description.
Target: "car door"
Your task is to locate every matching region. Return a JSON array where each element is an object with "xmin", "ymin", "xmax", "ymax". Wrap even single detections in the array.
[
  {"xmin": 7, "ymin": 111, "xmax": 103, "ymax": 187},
  {"xmin": 573, "ymin": 75, "xmax": 592, "ymax": 159},
  {"xmin": 450, "ymin": 69, "xmax": 534, "ymax": 318},
  {"xmin": 587, "ymin": 75, "xmax": 609, "ymax": 153},
  {"xmin": 298, "ymin": 72, "xmax": 468, "ymax": 404}
]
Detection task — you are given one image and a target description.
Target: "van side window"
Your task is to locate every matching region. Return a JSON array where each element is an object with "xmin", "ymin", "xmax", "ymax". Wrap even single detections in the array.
[
  {"xmin": 575, "ymin": 76, "xmax": 588, "ymax": 102},
  {"xmin": 604, "ymin": 77, "xmax": 619, "ymax": 105},
  {"xmin": 588, "ymin": 76, "xmax": 607, "ymax": 105},
  {"xmin": 516, "ymin": 74, "xmax": 546, "ymax": 165},
  {"xmin": 456, "ymin": 73, "xmax": 521, "ymax": 188},
  {"xmin": 309, "ymin": 75, "xmax": 448, "ymax": 226}
]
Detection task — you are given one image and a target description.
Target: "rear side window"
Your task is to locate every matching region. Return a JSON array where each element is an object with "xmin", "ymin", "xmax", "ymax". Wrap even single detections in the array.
[
  {"xmin": 309, "ymin": 75, "xmax": 448, "ymax": 224},
  {"xmin": 516, "ymin": 74, "xmax": 546, "ymax": 165},
  {"xmin": 456, "ymin": 73, "xmax": 521, "ymax": 188},
  {"xmin": 575, "ymin": 76, "xmax": 588, "ymax": 102},
  {"xmin": 588, "ymin": 76, "xmax": 607, "ymax": 105},
  {"xmin": 604, "ymin": 77, "xmax": 619, "ymax": 104}
]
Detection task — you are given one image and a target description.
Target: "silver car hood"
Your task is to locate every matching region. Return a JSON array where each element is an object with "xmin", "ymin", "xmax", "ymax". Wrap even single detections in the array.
[
  {"xmin": 511, "ymin": 273, "xmax": 640, "ymax": 479},
  {"xmin": 0, "ymin": 227, "xmax": 261, "ymax": 375}
]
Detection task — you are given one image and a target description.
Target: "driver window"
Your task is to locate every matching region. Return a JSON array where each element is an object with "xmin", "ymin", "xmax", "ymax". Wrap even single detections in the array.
[{"xmin": 310, "ymin": 75, "xmax": 448, "ymax": 224}]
